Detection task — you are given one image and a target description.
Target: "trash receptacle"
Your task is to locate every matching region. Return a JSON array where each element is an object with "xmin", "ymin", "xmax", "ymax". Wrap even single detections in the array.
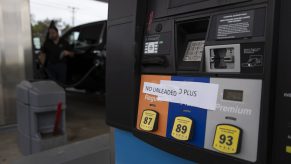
[{"xmin": 16, "ymin": 80, "xmax": 67, "ymax": 155}]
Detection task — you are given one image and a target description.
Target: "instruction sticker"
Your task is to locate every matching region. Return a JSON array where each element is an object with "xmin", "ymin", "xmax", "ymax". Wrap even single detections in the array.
[
  {"xmin": 143, "ymin": 80, "xmax": 219, "ymax": 110},
  {"xmin": 216, "ymin": 10, "xmax": 254, "ymax": 39}
]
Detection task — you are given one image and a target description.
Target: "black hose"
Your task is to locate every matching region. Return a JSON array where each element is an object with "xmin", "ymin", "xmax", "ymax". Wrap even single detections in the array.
[{"xmin": 41, "ymin": 61, "xmax": 101, "ymax": 88}]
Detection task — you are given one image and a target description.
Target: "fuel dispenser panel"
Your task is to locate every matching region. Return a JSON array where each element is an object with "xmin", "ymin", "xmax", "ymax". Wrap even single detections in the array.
[
  {"xmin": 136, "ymin": 75, "xmax": 262, "ymax": 163},
  {"xmin": 104, "ymin": 0, "xmax": 291, "ymax": 163},
  {"xmin": 104, "ymin": 0, "xmax": 286, "ymax": 163}
]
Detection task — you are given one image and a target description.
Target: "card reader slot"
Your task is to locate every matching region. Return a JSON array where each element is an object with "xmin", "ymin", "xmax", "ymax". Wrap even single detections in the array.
[
  {"xmin": 142, "ymin": 56, "xmax": 168, "ymax": 67},
  {"xmin": 210, "ymin": 56, "xmax": 234, "ymax": 63}
]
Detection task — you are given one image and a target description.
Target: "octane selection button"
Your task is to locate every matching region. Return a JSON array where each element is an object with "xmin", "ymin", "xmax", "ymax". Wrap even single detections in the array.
[{"xmin": 139, "ymin": 110, "xmax": 159, "ymax": 132}]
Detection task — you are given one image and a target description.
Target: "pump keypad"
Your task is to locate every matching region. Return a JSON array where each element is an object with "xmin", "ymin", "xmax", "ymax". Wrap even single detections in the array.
[
  {"xmin": 213, "ymin": 124, "xmax": 242, "ymax": 154},
  {"xmin": 139, "ymin": 110, "xmax": 159, "ymax": 132},
  {"xmin": 171, "ymin": 116, "xmax": 193, "ymax": 141}
]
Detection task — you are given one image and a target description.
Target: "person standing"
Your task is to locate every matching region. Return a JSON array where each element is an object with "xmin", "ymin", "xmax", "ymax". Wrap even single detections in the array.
[{"xmin": 39, "ymin": 23, "xmax": 74, "ymax": 83}]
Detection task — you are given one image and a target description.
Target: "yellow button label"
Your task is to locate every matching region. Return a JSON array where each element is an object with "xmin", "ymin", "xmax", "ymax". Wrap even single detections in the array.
[
  {"xmin": 139, "ymin": 110, "xmax": 159, "ymax": 132},
  {"xmin": 213, "ymin": 124, "xmax": 242, "ymax": 154},
  {"xmin": 171, "ymin": 116, "xmax": 193, "ymax": 141},
  {"xmin": 286, "ymin": 146, "xmax": 291, "ymax": 154}
]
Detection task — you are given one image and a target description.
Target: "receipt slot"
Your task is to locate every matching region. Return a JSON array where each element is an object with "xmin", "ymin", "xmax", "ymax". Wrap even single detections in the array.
[{"xmin": 106, "ymin": 0, "xmax": 289, "ymax": 164}]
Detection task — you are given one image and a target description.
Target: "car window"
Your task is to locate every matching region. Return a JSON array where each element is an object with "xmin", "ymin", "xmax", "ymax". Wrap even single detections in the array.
[
  {"xmin": 67, "ymin": 31, "xmax": 80, "ymax": 46},
  {"xmin": 79, "ymin": 23, "xmax": 104, "ymax": 45},
  {"xmin": 63, "ymin": 22, "xmax": 105, "ymax": 49}
]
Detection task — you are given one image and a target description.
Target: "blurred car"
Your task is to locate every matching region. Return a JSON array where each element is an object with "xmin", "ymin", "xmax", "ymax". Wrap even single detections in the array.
[{"xmin": 61, "ymin": 21, "xmax": 107, "ymax": 92}]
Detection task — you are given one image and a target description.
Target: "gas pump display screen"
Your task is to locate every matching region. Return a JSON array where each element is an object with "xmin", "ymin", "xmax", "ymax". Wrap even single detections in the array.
[{"xmin": 223, "ymin": 89, "xmax": 243, "ymax": 102}]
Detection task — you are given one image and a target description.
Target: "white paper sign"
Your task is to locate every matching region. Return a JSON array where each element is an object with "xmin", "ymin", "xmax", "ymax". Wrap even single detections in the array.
[
  {"xmin": 143, "ymin": 82, "xmax": 179, "ymax": 100},
  {"xmin": 143, "ymin": 81, "xmax": 219, "ymax": 111}
]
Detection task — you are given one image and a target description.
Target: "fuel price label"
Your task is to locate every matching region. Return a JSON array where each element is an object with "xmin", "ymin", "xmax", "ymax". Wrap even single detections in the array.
[
  {"xmin": 171, "ymin": 116, "xmax": 193, "ymax": 141},
  {"xmin": 139, "ymin": 110, "xmax": 159, "ymax": 132},
  {"xmin": 213, "ymin": 124, "xmax": 242, "ymax": 154}
]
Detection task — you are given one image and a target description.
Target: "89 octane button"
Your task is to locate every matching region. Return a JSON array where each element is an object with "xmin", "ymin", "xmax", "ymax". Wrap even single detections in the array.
[
  {"xmin": 213, "ymin": 124, "xmax": 242, "ymax": 154},
  {"xmin": 171, "ymin": 116, "xmax": 193, "ymax": 141},
  {"xmin": 139, "ymin": 110, "xmax": 159, "ymax": 132}
]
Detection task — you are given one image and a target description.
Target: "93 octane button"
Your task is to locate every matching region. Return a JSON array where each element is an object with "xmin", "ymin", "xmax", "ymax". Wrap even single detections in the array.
[
  {"xmin": 139, "ymin": 110, "xmax": 159, "ymax": 132},
  {"xmin": 171, "ymin": 116, "xmax": 193, "ymax": 141},
  {"xmin": 213, "ymin": 124, "xmax": 242, "ymax": 154}
]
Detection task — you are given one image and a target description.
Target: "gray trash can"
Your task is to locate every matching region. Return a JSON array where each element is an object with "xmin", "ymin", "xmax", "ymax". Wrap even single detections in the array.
[{"xmin": 16, "ymin": 80, "xmax": 67, "ymax": 155}]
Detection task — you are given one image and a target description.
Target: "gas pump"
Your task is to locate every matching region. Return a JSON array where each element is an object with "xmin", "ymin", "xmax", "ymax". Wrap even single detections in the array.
[
  {"xmin": 272, "ymin": 1, "xmax": 291, "ymax": 164},
  {"xmin": 106, "ymin": 0, "xmax": 290, "ymax": 163}
]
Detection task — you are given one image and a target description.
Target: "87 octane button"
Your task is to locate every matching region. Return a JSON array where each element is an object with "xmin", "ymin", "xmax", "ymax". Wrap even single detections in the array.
[
  {"xmin": 171, "ymin": 116, "xmax": 193, "ymax": 141},
  {"xmin": 139, "ymin": 110, "xmax": 159, "ymax": 132},
  {"xmin": 213, "ymin": 124, "xmax": 242, "ymax": 154}
]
